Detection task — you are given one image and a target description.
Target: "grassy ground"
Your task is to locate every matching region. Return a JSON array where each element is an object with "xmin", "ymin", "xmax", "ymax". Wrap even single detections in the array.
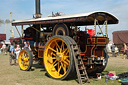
[{"xmin": 0, "ymin": 53, "xmax": 128, "ymax": 85}]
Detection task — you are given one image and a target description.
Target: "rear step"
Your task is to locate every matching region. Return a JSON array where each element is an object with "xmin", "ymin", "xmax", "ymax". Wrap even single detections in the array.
[{"xmin": 71, "ymin": 44, "xmax": 89, "ymax": 85}]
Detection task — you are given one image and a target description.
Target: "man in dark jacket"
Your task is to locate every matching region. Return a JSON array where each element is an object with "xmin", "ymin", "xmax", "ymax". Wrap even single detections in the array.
[
  {"xmin": 9, "ymin": 43, "xmax": 16, "ymax": 65},
  {"xmin": 111, "ymin": 43, "xmax": 115, "ymax": 57}
]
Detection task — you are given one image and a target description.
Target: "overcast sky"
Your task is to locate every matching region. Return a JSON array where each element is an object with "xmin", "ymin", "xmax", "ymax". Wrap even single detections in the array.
[{"xmin": 0, "ymin": 0, "xmax": 128, "ymax": 41}]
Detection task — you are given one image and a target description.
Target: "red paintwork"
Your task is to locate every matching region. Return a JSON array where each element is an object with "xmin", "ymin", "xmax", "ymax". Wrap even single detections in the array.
[
  {"xmin": 80, "ymin": 54, "xmax": 85, "ymax": 56},
  {"xmin": 0, "ymin": 34, "xmax": 6, "ymax": 41},
  {"xmin": 0, "ymin": 44, "xmax": 2, "ymax": 48}
]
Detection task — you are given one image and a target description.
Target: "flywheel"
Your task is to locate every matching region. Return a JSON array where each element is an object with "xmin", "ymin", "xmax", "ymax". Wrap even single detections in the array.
[{"xmin": 52, "ymin": 23, "xmax": 69, "ymax": 36}]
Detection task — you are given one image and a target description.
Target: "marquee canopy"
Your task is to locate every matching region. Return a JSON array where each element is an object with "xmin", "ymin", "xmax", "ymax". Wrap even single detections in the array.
[{"xmin": 12, "ymin": 11, "xmax": 118, "ymax": 26}]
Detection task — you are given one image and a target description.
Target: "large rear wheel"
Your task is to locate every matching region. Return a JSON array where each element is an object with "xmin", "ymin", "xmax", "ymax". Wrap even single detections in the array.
[
  {"xmin": 43, "ymin": 35, "xmax": 76, "ymax": 80},
  {"xmin": 18, "ymin": 49, "xmax": 33, "ymax": 71}
]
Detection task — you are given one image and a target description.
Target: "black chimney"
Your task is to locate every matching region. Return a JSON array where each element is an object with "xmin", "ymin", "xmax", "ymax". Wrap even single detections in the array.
[{"xmin": 35, "ymin": 0, "xmax": 41, "ymax": 18}]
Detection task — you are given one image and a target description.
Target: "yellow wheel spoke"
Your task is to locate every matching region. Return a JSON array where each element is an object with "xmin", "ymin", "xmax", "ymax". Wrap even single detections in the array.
[
  {"xmin": 49, "ymin": 47, "xmax": 57, "ymax": 53},
  {"xmin": 65, "ymin": 59, "xmax": 70, "ymax": 63},
  {"xmin": 63, "ymin": 48, "xmax": 68, "ymax": 54},
  {"xmin": 54, "ymin": 41, "xmax": 61, "ymax": 51},
  {"xmin": 64, "ymin": 56, "xmax": 69, "ymax": 60},
  {"xmin": 65, "ymin": 50, "xmax": 69, "ymax": 56},
  {"xmin": 21, "ymin": 54, "xmax": 25, "ymax": 59},
  {"xmin": 24, "ymin": 52, "xmax": 27, "ymax": 57},
  {"xmin": 48, "ymin": 57, "xmax": 56, "ymax": 59},
  {"xmin": 23, "ymin": 62, "xmax": 25, "ymax": 67},
  {"xmin": 63, "ymin": 60, "xmax": 69, "ymax": 66},
  {"xmin": 51, "ymin": 52, "xmax": 56, "ymax": 57},
  {"xmin": 51, "ymin": 61, "xmax": 58, "ymax": 69},
  {"xmin": 58, "ymin": 65, "xmax": 62, "ymax": 74},
  {"xmin": 61, "ymin": 62, "xmax": 66, "ymax": 73},
  {"xmin": 53, "ymin": 60, "xmax": 57, "ymax": 65},
  {"xmin": 25, "ymin": 62, "xmax": 29, "ymax": 66},
  {"xmin": 56, "ymin": 46, "xmax": 59, "ymax": 53},
  {"xmin": 58, "ymin": 62, "xmax": 60, "ymax": 71},
  {"xmin": 61, "ymin": 42, "xmax": 64, "ymax": 52},
  {"xmin": 47, "ymin": 60, "xmax": 52, "ymax": 64},
  {"xmin": 48, "ymin": 54, "xmax": 56, "ymax": 59}
]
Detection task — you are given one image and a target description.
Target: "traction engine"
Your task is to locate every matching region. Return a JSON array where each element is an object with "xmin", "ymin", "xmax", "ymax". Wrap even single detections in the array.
[{"xmin": 12, "ymin": 0, "xmax": 118, "ymax": 81}]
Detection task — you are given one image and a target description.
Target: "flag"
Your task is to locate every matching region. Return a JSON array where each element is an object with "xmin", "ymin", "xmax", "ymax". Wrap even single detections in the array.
[{"xmin": 87, "ymin": 29, "xmax": 95, "ymax": 42}]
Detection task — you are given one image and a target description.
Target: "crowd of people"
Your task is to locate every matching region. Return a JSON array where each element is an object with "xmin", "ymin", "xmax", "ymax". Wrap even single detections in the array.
[
  {"xmin": 111, "ymin": 43, "xmax": 128, "ymax": 59},
  {"xmin": 0, "ymin": 40, "xmax": 32, "ymax": 64},
  {"xmin": 9, "ymin": 41, "xmax": 32, "ymax": 60}
]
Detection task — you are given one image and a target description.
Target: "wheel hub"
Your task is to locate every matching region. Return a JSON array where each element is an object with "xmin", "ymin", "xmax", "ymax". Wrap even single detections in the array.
[
  {"xmin": 24, "ymin": 57, "xmax": 28, "ymax": 62},
  {"xmin": 56, "ymin": 54, "xmax": 63, "ymax": 61}
]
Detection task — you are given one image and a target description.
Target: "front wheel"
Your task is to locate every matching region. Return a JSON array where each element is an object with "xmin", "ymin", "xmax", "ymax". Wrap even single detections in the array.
[{"xmin": 18, "ymin": 49, "xmax": 33, "ymax": 71}]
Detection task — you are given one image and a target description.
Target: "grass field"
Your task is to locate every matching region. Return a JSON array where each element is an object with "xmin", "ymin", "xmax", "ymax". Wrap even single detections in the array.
[{"xmin": 0, "ymin": 53, "xmax": 128, "ymax": 85}]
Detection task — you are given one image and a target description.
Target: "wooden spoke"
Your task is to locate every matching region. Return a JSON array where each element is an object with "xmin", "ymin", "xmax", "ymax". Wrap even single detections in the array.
[
  {"xmin": 51, "ymin": 52, "xmax": 56, "ymax": 57},
  {"xmin": 47, "ymin": 60, "xmax": 53, "ymax": 64},
  {"xmin": 65, "ymin": 50, "xmax": 69, "ymax": 56},
  {"xmin": 53, "ymin": 60, "xmax": 57, "ymax": 65},
  {"xmin": 61, "ymin": 42, "xmax": 64, "ymax": 52},
  {"xmin": 48, "ymin": 57, "xmax": 56, "ymax": 59},
  {"xmin": 48, "ymin": 54, "xmax": 56, "ymax": 59},
  {"xmin": 49, "ymin": 47, "xmax": 57, "ymax": 53},
  {"xmin": 65, "ymin": 59, "xmax": 70, "ymax": 63},
  {"xmin": 58, "ymin": 65, "xmax": 62, "ymax": 74},
  {"xmin": 63, "ymin": 48, "xmax": 68, "ymax": 54},
  {"xmin": 51, "ymin": 61, "xmax": 58, "ymax": 69},
  {"xmin": 56, "ymin": 45, "xmax": 59, "ymax": 53},
  {"xmin": 64, "ymin": 56, "xmax": 69, "ymax": 60},
  {"xmin": 22, "ymin": 53, "xmax": 25, "ymax": 58},
  {"xmin": 25, "ymin": 63, "xmax": 29, "ymax": 66},
  {"xmin": 63, "ymin": 60, "xmax": 69, "ymax": 66},
  {"xmin": 61, "ymin": 62, "xmax": 66, "ymax": 73},
  {"xmin": 58, "ymin": 62, "xmax": 60, "ymax": 71},
  {"xmin": 54, "ymin": 41, "xmax": 61, "ymax": 51},
  {"xmin": 24, "ymin": 52, "xmax": 27, "ymax": 57}
]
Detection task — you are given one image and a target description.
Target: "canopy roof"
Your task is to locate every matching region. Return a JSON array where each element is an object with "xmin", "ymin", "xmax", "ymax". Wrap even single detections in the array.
[
  {"xmin": 12, "ymin": 11, "xmax": 118, "ymax": 26},
  {"xmin": 113, "ymin": 30, "xmax": 128, "ymax": 44}
]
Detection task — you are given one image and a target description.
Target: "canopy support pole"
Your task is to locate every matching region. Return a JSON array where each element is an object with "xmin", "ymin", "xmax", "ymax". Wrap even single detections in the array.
[
  {"xmin": 21, "ymin": 25, "xmax": 23, "ymax": 37},
  {"xmin": 105, "ymin": 21, "xmax": 108, "ymax": 37},
  {"xmin": 15, "ymin": 26, "xmax": 21, "ymax": 37},
  {"xmin": 29, "ymin": 25, "xmax": 40, "ymax": 32},
  {"xmin": 94, "ymin": 19, "xmax": 97, "ymax": 36}
]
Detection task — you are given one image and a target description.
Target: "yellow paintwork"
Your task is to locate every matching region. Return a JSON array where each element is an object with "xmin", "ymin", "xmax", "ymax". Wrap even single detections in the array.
[
  {"xmin": 18, "ymin": 50, "xmax": 30, "ymax": 70},
  {"xmin": 44, "ymin": 37, "xmax": 70, "ymax": 78}
]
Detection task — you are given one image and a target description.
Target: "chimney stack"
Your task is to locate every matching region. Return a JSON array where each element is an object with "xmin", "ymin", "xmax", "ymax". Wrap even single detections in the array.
[{"xmin": 35, "ymin": 0, "xmax": 41, "ymax": 18}]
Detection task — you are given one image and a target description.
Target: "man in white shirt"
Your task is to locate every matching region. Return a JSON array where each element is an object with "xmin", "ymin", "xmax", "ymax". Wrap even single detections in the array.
[{"xmin": 2, "ymin": 42, "xmax": 6, "ymax": 55}]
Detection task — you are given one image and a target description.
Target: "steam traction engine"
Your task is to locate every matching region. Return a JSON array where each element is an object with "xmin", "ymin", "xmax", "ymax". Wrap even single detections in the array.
[{"xmin": 12, "ymin": 0, "xmax": 118, "ymax": 82}]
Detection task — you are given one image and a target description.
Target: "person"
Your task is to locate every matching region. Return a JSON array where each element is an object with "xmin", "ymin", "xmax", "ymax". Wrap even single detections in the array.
[
  {"xmin": 115, "ymin": 46, "xmax": 119, "ymax": 57},
  {"xmin": 10, "ymin": 43, "xmax": 16, "ymax": 65},
  {"xmin": 27, "ymin": 41, "xmax": 31, "ymax": 51},
  {"xmin": 123, "ymin": 43, "xmax": 128, "ymax": 59},
  {"xmin": 15, "ymin": 44, "xmax": 21, "ymax": 59},
  {"xmin": 111, "ymin": 43, "xmax": 115, "ymax": 57},
  {"xmin": 1, "ymin": 42, "xmax": 7, "ymax": 55},
  {"xmin": 23, "ymin": 41, "xmax": 28, "ymax": 49},
  {"xmin": 0, "ymin": 48, "xmax": 1, "ymax": 54}
]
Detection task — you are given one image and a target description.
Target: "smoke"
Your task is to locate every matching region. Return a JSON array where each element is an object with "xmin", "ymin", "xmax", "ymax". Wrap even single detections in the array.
[
  {"xmin": 5, "ymin": 19, "xmax": 10, "ymax": 24},
  {"xmin": 0, "ymin": 19, "xmax": 4, "ymax": 26},
  {"xmin": 0, "ymin": 19, "xmax": 11, "ymax": 27}
]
